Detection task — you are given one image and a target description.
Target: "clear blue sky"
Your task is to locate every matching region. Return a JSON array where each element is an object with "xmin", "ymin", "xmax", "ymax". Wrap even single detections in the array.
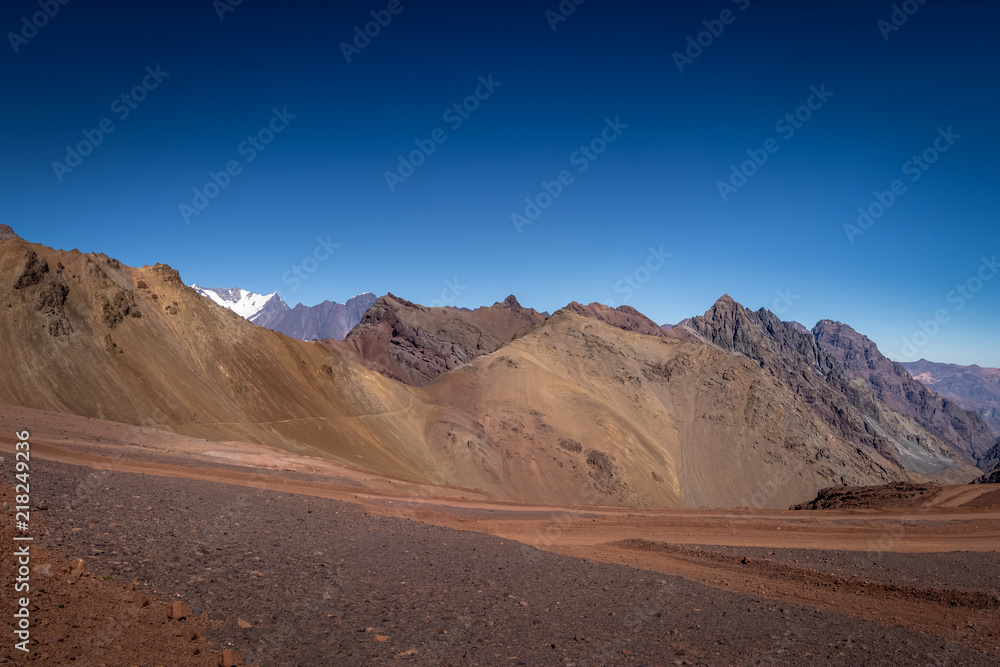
[{"xmin": 3, "ymin": 0, "xmax": 998, "ymax": 365}]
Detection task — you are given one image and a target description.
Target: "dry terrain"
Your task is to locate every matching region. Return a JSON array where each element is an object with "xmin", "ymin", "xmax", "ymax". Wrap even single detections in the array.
[
  {"xmin": 2, "ymin": 409, "xmax": 998, "ymax": 665},
  {"xmin": 1, "ymin": 237, "xmax": 984, "ymax": 514}
]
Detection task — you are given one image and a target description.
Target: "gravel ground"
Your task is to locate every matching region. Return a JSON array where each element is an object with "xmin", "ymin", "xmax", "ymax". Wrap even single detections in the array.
[
  {"xmin": 24, "ymin": 460, "xmax": 995, "ymax": 666},
  {"xmin": 687, "ymin": 543, "xmax": 1000, "ymax": 596}
]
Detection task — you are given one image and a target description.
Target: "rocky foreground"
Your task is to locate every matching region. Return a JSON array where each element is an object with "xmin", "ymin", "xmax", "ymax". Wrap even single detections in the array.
[{"xmin": 3, "ymin": 461, "xmax": 995, "ymax": 666}]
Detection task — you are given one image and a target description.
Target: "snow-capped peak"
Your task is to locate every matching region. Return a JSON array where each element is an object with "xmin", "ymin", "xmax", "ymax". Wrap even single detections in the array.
[{"xmin": 191, "ymin": 285, "xmax": 287, "ymax": 322}]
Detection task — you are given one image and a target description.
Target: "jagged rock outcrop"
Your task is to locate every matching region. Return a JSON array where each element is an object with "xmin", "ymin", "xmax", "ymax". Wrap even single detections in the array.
[
  {"xmin": 14, "ymin": 251, "xmax": 49, "ymax": 289},
  {"xmin": 339, "ymin": 293, "xmax": 546, "ymax": 386},
  {"xmin": 790, "ymin": 482, "xmax": 941, "ymax": 510},
  {"xmin": 688, "ymin": 295, "xmax": 976, "ymax": 478}
]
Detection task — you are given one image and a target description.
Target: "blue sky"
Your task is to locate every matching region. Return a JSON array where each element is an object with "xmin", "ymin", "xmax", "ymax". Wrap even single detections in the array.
[{"xmin": 2, "ymin": 0, "xmax": 998, "ymax": 365}]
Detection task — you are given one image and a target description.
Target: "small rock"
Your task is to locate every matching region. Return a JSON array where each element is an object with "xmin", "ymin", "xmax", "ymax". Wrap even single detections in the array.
[
  {"xmin": 169, "ymin": 601, "xmax": 189, "ymax": 620},
  {"xmin": 237, "ymin": 618, "xmax": 252, "ymax": 629},
  {"xmin": 219, "ymin": 649, "xmax": 241, "ymax": 667},
  {"xmin": 374, "ymin": 634, "xmax": 389, "ymax": 643}
]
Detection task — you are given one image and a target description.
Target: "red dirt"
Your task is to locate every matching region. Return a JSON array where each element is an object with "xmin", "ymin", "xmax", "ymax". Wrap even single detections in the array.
[{"xmin": 0, "ymin": 486, "xmax": 221, "ymax": 666}]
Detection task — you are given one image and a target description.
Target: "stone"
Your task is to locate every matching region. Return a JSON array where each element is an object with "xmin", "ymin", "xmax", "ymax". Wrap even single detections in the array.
[{"xmin": 169, "ymin": 601, "xmax": 189, "ymax": 620}]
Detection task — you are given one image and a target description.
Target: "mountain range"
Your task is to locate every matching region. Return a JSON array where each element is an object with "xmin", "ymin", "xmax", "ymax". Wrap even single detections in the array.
[
  {"xmin": 191, "ymin": 284, "xmax": 376, "ymax": 341},
  {"xmin": 0, "ymin": 228, "xmax": 992, "ymax": 509},
  {"xmin": 903, "ymin": 359, "xmax": 1000, "ymax": 437}
]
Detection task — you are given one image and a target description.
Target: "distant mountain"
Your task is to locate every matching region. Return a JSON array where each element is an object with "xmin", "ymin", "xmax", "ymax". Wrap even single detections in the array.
[
  {"xmin": 813, "ymin": 321, "xmax": 996, "ymax": 467},
  {"xmin": 258, "ymin": 293, "xmax": 377, "ymax": 341},
  {"xmin": 190, "ymin": 285, "xmax": 376, "ymax": 341},
  {"xmin": 902, "ymin": 359, "xmax": 1000, "ymax": 438},
  {"xmin": 191, "ymin": 285, "xmax": 289, "ymax": 324}
]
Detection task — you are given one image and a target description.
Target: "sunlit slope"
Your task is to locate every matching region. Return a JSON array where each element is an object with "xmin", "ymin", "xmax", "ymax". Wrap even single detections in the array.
[
  {"xmin": 0, "ymin": 239, "xmax": 443, "ymax": 482},
  {"xmin": 422, "ymin": 312, "xmax": 927, "ymax": 509}
]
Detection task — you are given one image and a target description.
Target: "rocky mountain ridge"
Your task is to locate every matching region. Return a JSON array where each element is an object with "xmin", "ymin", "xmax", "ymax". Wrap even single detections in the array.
[
  {"xmin": 902, "ymin": 359, "xmax": 1000, "ymax": 437},
  {"xmin": 685, "ymin": 296, "xmax": 981, "ymax": 475},
  {"xmin": 813, "ymin": 320, "xmax": 995, "ymax": 466},
  {"xmin": 337, "ymin": 293, "xmax": 547, "ymax": 386}
]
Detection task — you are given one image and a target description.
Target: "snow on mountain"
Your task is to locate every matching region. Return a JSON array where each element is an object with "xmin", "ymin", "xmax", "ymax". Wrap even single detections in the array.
[
  {"xmin": 190, "ymin": 285, "xmax": 289, "ymax": 323},
  {"xmin": 190, "ymin": 285, "xmax": 379, "ymax": 340}
]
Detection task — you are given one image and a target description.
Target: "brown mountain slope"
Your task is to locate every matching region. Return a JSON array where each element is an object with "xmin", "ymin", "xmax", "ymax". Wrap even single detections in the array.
[
  {"xmin": 0, "ymin": 237, "xmax": 454, "ymax": 485},
  {"xmin": 419, "ymin": 310, "xmax": 963, "ymax": 509},
  {"xmin": 814, "ymin": 322, "xmax": 996, "ymax": 466},
  {"xmin": 687, "ymin": 296, "xmax": 978, "ymax": 478},
  {"xmin": 336, "ymin": 293, "xmax": 546, "ymax": 386},
  {"xmin": 902, "ymin": 359, "xmax": 1000, "ymax": 438},
  {"xmin": 559, "ymin": 302, "xmax": 667, "ymax": 337}
]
